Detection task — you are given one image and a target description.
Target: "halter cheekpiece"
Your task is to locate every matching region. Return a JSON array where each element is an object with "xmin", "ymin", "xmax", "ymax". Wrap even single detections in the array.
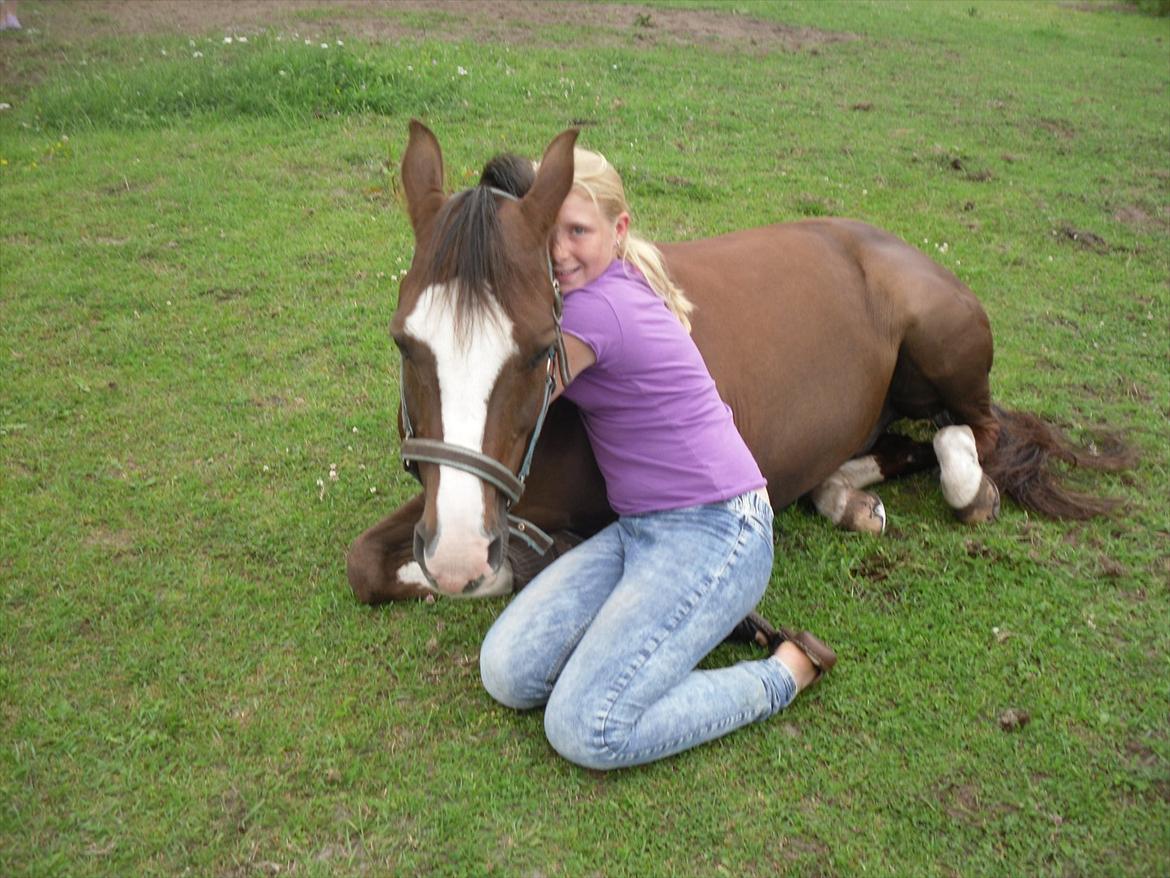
[{"xmin": 397, "ymin": 185, "xmax": 570, "ymax": 557}]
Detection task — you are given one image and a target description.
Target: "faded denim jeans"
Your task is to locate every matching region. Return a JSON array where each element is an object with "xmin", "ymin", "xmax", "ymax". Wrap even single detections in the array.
[{"xmin": 480, "ymin": 489, "xmax": 796, "ymax": 770}]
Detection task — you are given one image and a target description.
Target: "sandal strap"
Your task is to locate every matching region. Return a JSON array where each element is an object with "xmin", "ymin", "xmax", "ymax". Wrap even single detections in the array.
[
  {"xmin": 726, "ymin": 611, "xmax": 785, "ymax": 652},
  {"xmin": 778, "ymin": 627, "xmax": 838, "ymax": 676}
]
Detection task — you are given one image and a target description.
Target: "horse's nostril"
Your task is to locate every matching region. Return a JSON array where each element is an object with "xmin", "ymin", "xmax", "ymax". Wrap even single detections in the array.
[{"xmin": 486, "ymin": 534, "xmax": 505, "ymax": 572}]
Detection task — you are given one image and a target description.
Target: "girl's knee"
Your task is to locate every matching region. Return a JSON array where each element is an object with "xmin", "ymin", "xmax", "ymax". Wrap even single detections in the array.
[
  {"xmin": 543, "ymin": 688, "xmax": 623, "ymax": 771},
  {"xmin": 479, "ymin": 629, "xmax": 549, "ymax": 710},
  {"xmin": 479, "ymin": 635, "xmax": 525, "ymax": 709}
]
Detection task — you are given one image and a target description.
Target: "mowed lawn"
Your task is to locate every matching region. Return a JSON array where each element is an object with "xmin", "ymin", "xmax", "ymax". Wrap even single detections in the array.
[{"xmin": 1, "ymin": 1, "xmax": 1167, "ymax": 876}]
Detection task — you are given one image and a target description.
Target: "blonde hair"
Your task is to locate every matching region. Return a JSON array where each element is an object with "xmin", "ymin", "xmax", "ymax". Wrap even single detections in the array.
[{"xmin": 566, "ymin": 147, "xmax": 695, "ymax": 332}]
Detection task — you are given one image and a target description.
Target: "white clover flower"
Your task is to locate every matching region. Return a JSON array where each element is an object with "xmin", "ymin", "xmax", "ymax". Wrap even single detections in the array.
[
  {"xmin": 238, "ymin": 36, "xmax": 248, "ymax": 43},
  {"xmin": 457, "ymin": 66, "xmax": 468, "ymax": 76},
  {"xmin": 321, "ymin": 43, "xmax": 329, "ymax": 49},
  {"xmin": 193, "ymin": 51, "xmax": 204, "ymax": 58},
  {"xmin": 224, "ymin": 36, "xmax": 233, "ymax": 44}
]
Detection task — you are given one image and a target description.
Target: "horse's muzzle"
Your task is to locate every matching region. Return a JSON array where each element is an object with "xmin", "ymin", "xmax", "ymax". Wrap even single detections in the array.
[{"xmin": 412, "ymin": 520, "xmax": 509, "ymax": 596}]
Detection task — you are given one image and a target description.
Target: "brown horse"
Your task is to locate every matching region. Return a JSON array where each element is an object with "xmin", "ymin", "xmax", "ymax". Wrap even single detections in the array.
[{"xmin": 346, "ymin": 122, "xmax": 1130, "ymax": 604}]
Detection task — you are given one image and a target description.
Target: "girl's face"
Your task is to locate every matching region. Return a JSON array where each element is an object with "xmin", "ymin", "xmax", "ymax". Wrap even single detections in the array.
[{"xmin": 550, "ymin": 190, "xmax": 629, "ymax": 293}]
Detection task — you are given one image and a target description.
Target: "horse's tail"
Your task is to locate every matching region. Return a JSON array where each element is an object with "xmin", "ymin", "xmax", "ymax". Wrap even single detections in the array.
[{"xmin": 983, "ymin": 404, "xmax": 1135, "ymax": 520}]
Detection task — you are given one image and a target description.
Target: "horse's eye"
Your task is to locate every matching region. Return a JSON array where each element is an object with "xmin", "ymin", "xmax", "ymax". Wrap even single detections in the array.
[{"xmin": 392, "ymin": 336, "xmax": 412, "ymax": 361}]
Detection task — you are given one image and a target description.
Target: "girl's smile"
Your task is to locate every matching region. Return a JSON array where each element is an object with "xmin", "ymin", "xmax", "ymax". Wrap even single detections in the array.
[{"xmin": 550, "ymin": 190, "xmax": 629, "ymax": 293}]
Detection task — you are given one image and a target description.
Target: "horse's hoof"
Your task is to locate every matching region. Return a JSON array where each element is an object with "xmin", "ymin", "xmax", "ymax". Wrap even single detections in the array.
[
  {"xmin": 955, "ymin": 475, "xmax": 1000, "ymax": 524},
  {"xmin": 841, "ymin": 492, "xmax": 886, "ymax": 535}
]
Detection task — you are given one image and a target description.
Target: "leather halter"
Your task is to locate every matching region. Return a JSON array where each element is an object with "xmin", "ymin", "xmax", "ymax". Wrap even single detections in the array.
[{"xmin": 398, "ymin": 186, "xmax": 571, "ymax": 556}]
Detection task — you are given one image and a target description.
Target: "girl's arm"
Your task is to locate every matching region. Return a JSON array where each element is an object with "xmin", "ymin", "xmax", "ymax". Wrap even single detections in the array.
[{"xmin": 551, "ymin": 332, "xmax": 597, "ymax": 401}]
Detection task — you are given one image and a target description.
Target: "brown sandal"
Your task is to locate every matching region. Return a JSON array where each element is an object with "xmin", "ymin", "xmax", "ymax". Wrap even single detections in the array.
[
  {"xmin": 777, "ymin": 627, "xmax": 838, "ymax": 684},
  {"xmin": 726, "ymin": 611, "xmax": 785, "ymax": 652}
]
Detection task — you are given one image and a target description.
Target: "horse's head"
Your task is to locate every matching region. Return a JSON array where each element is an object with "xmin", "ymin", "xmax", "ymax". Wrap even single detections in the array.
[{"xmin": 390, "ymin": 121, "xmax": 578, "ymax": 596}]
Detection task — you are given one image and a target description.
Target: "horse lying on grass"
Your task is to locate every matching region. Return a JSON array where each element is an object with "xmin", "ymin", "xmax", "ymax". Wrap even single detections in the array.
[{"xmin": 347, "ymin": 122, "xmax": 1131, "ymax": 618}]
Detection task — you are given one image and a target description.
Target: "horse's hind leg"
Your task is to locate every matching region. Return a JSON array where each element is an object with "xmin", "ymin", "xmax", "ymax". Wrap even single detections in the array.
[
  {"xmin": 933, "ymin": 425, "xmax": 1001, "ymax": 523},
  {"xmin": 811, "ymin": 458, "xmax": 887, "ymax": 534},
  {"xmin": 881, "ymin": 252, "xmax": 1003, "ymax": 524},
  {"xmin": 904, "ymin": 323, "xmax": 1002, "ymax": 524},
  {"xmin": 810, "ymin": 433, "xmax": 936, "ymax": 534}
]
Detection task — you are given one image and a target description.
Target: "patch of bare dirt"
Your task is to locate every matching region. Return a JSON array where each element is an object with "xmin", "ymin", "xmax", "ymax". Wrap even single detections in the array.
[
  {"xmin": 30, "ymin": 0, "xmax": 855, "ymax": 54},
  {"xmin": 1114, "ymin": 203, "xmax": 1170, "ymax": 233},
  {"xmin": 1055, "ymin": 223, "xmax": 1110, "ymax": 253},
  {"xmin": 83, "ymin": 526, "xmax": 136, "ymax": 556},
  {"xmin": 1037, "ymin": 117, "xmax": 1078, "ymax": 140}
]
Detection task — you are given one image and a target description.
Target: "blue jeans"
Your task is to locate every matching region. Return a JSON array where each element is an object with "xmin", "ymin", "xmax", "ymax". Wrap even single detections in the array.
[{"xmin": 480, "ymin": 489, "xmax": 796, "ymax": 770}]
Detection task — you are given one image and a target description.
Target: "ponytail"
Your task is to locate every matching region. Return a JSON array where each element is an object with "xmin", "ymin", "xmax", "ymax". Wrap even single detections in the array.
[
  {"xmin": 619, "ymin": 234, "xmax": 694, "ymax": 333},
  {"xmin": 568, "ymin": 147, "xmax": 696, "ymax": 333}
]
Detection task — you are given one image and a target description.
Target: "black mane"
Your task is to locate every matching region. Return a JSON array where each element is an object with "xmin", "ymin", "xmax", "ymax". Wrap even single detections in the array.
[
  {"xmin": 413, "ymin": 152, "xmax": 536, "ymax": 332},
  {"xmin": 480, "ymin": 152, "xmax": 535, "ymax": 198}
]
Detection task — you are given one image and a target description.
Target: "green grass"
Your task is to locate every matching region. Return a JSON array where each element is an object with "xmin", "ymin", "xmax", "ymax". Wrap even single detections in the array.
[{"xmin": 2, "ymin": 1, "xmax": 1168, "ymax": 875}]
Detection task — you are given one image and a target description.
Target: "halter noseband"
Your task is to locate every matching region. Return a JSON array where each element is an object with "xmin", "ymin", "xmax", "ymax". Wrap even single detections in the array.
[{"xmin": 397, "ymin": 186, "xmax": 571, "ymax": 556}]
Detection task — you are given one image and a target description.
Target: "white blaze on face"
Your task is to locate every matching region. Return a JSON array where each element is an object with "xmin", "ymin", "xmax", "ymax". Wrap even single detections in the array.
[{"xmin": 404, "ymin": 284, "xmax": 517, "ymax": 592}]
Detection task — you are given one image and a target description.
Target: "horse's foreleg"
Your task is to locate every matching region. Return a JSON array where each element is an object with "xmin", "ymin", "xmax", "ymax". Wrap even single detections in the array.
[
  {"xmin": 348, "ymin": 494, "xmax": 579, "ymax": 603},
  {"xmin": 347, "ymin": 494, "xmax": 438, "ymax": 603},
  {"xmin": 933, "ymin": 425, "xmax": 1001, "ymax": 523}
]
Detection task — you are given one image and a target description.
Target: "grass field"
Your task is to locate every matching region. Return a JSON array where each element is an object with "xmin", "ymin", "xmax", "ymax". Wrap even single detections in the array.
[{"xmin": 2, "ymin": 1, "xmax": 1168, "ymax": 875}]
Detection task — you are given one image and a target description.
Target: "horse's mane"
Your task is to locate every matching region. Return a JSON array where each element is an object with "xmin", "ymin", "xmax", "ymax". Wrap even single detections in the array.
[{"xmin": 413, "ymin": 153, "xmax": 535, "ymax": 332}]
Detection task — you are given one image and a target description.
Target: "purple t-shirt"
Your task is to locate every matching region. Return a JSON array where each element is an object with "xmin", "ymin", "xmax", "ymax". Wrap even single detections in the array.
[{"xmin": 562, "ymin": 260, "xmax": 765, "ymax": 515}]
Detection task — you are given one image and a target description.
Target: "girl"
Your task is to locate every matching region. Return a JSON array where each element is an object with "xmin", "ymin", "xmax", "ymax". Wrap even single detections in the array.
[{"xmin": 479, "ymin": 147, "xmax": 836, "ymax": 770}]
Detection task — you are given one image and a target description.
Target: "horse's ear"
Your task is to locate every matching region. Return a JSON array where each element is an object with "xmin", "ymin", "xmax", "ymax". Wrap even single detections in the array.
[
  {"xmin": 401, "ymin": 119, "xmax": 446, "ymax": 236},
  {"xmin": 519, "ymin": 128, "xmax": 579, "ymax": 236}
]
